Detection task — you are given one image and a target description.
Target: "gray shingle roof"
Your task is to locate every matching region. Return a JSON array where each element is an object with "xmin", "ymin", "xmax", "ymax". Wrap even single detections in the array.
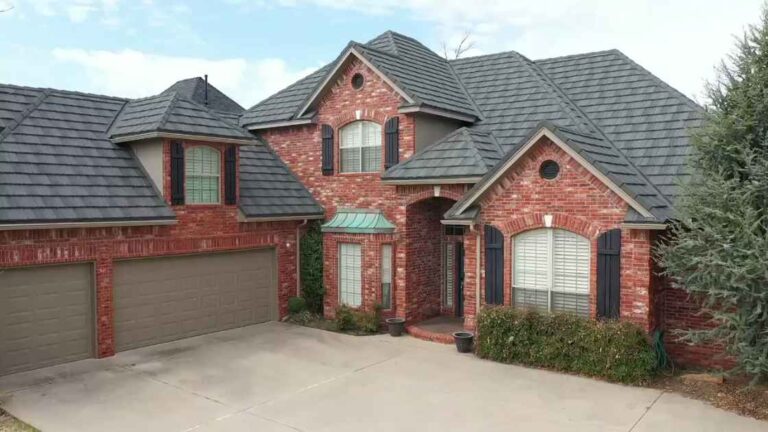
[
  {"xmin": 0, "ymin": 83, "xmax": 324, "ymax": 225},
  {"xmin": 536, "ymin": 50, "xmax": 705, "ymax": 201},
  {"xmin": 240, "ymin": 31, "xmax": 479, "ymax": 127},
  {"xmin": 0, "ymin": 86, "xmax": 174, "ymax": 224},
  {"xmin": 239, "ymin": 140, "xmax": 323, "ymax": 218},
  {"xmin": 240, "ymin": 65, "xmax": 331, "ymax": 127},
  {"xmin": 382, "ymin": 127, "xmax": 502, "ymax": 181},
  {"xmin": 109, "ymin": 92, "xmax": 255, "ymax": 142},
  {"xmin": 162, "ymin": 77, "xmax": 244, "ymax": 114}
]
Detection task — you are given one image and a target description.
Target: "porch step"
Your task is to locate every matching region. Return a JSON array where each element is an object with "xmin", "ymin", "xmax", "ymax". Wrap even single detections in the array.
[{"xmin": 405, "ymin": 324, "xmax": 455, "ymax": 344}]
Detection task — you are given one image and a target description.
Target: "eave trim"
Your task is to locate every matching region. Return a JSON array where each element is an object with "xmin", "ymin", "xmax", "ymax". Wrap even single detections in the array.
[
  {"xmin": 398, "ymin": 105, "xmax": 476, "ymax": 123},
  {"xmin": 0, "ymin": 219, "xmax": 178, "ymax": 231},
  {"xmin": 243, "ymin": 118, "xmax": 314, "ymax": 131},
  {"xmin": 111, "ymin": 132, "xmax": 255, "ymax": 145},
  {"xmin": 381, "ymin": 176, "xmax": 481, "ymax": 185}
]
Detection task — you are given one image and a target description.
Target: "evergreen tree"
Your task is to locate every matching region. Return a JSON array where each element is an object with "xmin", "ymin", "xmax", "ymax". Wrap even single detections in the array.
[{"xmin": 657, "ymin": 7, "xmax": 768, "ymax": 381}]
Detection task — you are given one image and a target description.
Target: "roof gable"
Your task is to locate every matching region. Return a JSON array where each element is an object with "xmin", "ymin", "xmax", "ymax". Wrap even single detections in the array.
[
  {"xmin": 241, "ymin": 31, "xmax": 480, "ymax": 128},
  {"xmin": 446, "ymin": 123, "xmax": 668, "ymax": 222}
]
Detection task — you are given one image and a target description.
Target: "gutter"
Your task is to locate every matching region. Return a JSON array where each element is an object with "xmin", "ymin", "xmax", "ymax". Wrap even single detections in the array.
[{"xmin": 0, "ymin": 219, "xmax": 177, "ymax": 231}]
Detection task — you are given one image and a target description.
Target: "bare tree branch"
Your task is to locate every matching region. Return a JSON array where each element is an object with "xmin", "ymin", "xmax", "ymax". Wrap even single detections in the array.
[
  {"xmin": 0, "ymin": 4, "xmax": 14, "ymax": 13},
  {"xmin": 441, "ymin": 31, "xmax": 475, "ymax": 60}
]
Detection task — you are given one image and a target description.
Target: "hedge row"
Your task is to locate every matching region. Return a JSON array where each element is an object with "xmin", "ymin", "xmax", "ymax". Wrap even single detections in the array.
[{"xmin": 476, "ymin": 307, "xmax": 656, "ymax": 385}]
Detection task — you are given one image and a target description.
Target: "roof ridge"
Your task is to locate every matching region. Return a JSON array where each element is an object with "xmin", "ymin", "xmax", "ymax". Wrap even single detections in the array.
[
  {"xmin": 449, "ymin": 49, "xmax": 524, "ymax": 64},
  {"xmin": 154, "ymin": 91, "xmax": 180, "ymax": 132},
  {"xmin": 0, "ymin": 89, "xmax": 51, "ymax": 143},
  {"xmin": 534, "ymin": 48, "xmax": 620, "ymax": 64},
  {"xmin": 385, "ymin": 31, "xmax": 400, "ymax": 56},
  {"xmin": 0, "ymin": 82, "xmax": 129, "ymax": 102}
]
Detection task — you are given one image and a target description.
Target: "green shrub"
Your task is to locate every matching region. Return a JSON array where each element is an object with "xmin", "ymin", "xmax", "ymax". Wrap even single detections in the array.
[
  {"xmin": 300, "ymin": 222, "xmax": 324, "ymax": 314},
  {"xmin": 476, "ymin": 307, "xmax": 656, "ymax": 385},
  {"xmin": 287, "ymin": 297, "xmax": 307, "ymax": 314},
  {"xmin": 335, "ymin": 305, "xmax": 356, "ymax": 331},
  {"xmin": 335, "ymin": 305, "xmax": 382, "ymax": 334}
]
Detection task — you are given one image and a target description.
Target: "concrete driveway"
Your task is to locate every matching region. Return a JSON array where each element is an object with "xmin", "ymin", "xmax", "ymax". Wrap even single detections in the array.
[{"xmin": 0, "ymin": 323, "xmax": 765, "ymax": 432}]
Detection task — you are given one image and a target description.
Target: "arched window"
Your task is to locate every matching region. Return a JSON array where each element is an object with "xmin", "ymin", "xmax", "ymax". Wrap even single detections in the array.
[
  {"xmin": 185, "ymin": 146, "xmax": 220, "ymax": 204},
  {"xmin": 339, "ymin": 121, "xmax": 382, "ymax": 173},
  {"xmin": 513, "ymin": 228, "xmax": 590, "ymax": 317}
]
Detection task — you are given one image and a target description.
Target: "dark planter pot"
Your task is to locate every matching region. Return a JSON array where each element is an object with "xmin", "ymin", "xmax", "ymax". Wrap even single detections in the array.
[
  {"xmin": 386, "ymin": 318, "xmax": 406, "ymax": 337},
  {"xmin": 453, "ymin": 331, "xmax": 474, "ymax": 353}
]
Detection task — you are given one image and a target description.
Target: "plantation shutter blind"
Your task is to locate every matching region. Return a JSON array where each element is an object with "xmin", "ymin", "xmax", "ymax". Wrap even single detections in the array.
[
  {"xmin": 445, "ymin": 243, "xmax": 454, "ymax": 308},
  {"xmin": 384, "ymin": 116, "xmax": 399, "ymax": 169},
  {"xmin": 513, "ymin": 229, "xmax": 590, "ymax": 317},
  {"xmin": 513, "ymin": 230, "xmax": 550, "ymax": 311},
  {"xmin": 552, "ymin": 230, "xmax": 590, "ymax": 317},
  {"xmin": 339, "ymin": 243, "xmax": 362, "ymax": 307},
  {"xmin": 170, "ymin": 140, "xmax": 185, "ymax": 205},
  {"xmin": 321, "ymin": 124, "xmax": 334, "ymax": 175}
]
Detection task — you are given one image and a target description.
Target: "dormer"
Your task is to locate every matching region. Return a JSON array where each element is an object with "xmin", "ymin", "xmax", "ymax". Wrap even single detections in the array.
[{"xmin": 108, "ymin": 91, "xmax": 254, "ymax": 207}]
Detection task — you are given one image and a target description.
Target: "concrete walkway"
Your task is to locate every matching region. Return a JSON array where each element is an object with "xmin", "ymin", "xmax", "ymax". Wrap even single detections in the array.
[{"xmin": 0, "ymin": 322, "xmax": 765, "ymax": 432}]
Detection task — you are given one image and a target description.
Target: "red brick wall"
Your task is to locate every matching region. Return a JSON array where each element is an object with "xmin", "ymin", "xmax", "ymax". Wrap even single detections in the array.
[
  {"xmin": 658, "ymin": 286, "xmax": 734, "ymax": 369},
  {"xmin": 0, "ymin": 138, "xmax": 303, "ymax": 358},
  {"xmin": 463, "ymin": 137, "xmax": 654, "ymax": 331},
  {"xmin": 261, "ymin": 57, "xmax": 469, "ymax": 321}
]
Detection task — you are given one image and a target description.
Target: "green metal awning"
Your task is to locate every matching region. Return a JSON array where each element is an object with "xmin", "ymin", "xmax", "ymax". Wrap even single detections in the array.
[{"xmin": 321, "ymin": 208, "xmax": 396, "ymax": 234}]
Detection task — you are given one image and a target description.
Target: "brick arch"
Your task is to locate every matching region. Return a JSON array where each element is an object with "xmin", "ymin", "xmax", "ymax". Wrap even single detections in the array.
[
  {"xmin": 498, "ymin": 212, "xmax": 603, "ymax": 240},
  {"xmin": 328, "ymin": 110, "xmax": 391, "ymax": 130},
  {"xmin": 403, "ymin": 188, "xmax": 463, "ymax": 206}
]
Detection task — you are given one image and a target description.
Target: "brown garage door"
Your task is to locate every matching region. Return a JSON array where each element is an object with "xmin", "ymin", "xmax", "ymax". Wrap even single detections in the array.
[
  {"xmin": 0, "ymin": 264, "xmax": 94, "ymax": 376},
  {"xmin": 114, "ymin": 249, "xmax": 276, "ymax": 351}
]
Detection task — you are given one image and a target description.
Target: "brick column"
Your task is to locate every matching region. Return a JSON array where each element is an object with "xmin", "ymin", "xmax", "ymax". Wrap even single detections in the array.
[
  {"xmin": 463, "ymin": 229, "xmax": 480, "ymax": 330},
  {"xmin": 620, "ymin": 229, "xmax": 653, "ymax": 332},
  {"xmin": 95, "ymin": 249, "xmax": 115, "ymax": 358}
]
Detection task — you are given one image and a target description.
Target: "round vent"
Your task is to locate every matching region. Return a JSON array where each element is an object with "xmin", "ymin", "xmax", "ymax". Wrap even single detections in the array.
[
  {"xmin": 351, "ymin": 73, "xmax": 365, "ymax": 90},
  {"xmin": 539, "ymin": 160, "xmax": 560, "ymax": 180}
]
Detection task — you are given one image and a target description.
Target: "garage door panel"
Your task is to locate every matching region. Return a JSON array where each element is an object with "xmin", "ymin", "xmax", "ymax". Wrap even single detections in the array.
[
  {"xmin": 0, "ymin": 263, "xmax": 93, "ymax": 376},
  {"xmin": 114, "ymin": 249, "xmax": 276, "ymax": 352}
]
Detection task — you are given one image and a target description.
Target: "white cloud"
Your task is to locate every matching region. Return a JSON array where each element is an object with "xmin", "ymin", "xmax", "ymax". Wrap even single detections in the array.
[
  {"xmin": 267, "ymin": 0, "xmax": 763, "ymax": 102},
  {"xmin": 52, "ymin": 48, "xmax": 317, "ymax": 107},
  {"xmin": 23, "ymin": 0, "xmax": 120, "ymax": 22}
]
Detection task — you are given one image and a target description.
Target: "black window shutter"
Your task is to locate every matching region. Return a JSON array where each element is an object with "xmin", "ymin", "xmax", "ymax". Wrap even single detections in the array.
[
  {"xmin": 321, "ymin": 124, "xmax": 334, "ymax": 175},
  {"xmin": 224, "ymin": 145, "xmax": 237, "ymax": 205},
  {"xmin": 170, "ymin": 140, "xmax": 185, "ymax": 205},
  {"xmin": 597, "ymin": 229, "xmax": 621, "ymax": 319},
  {"xmin": 384, "ymin": 116, "xmax": 399, "ymax": 169},
  {"xmin": 484, "ymin": 225, "xmax": 504, "ymax": 305}
]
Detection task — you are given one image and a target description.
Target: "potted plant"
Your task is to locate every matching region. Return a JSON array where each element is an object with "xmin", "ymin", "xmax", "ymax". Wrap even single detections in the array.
[
  {"xmin": 453, "ymin": 331, "xmax": 474, "ymax": 353},
  {"xmin": 385, "ymin": 317, "xmax": 406, "ymax": 337}
]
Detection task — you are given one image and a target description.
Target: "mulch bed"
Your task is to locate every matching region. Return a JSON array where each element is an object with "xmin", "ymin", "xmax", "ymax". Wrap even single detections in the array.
[
  {"xmin": 651, "ymin": 371, "xmax": 768, "ymax": 420},
  {"xmin": 284, "ymin": 312, "xmax": 383, "ymax": 336}
]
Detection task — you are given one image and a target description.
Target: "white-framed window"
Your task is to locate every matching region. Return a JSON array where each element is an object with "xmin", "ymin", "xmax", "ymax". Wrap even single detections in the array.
[
  {"xmin": 339, "ymin": 243, "xmax": 362, "ymax": 307},
  {"xmin": 381, "ymin": 244, "xmax": 392, "ymax": 309},
  {"xmin": 513, "ymin": 228, "xmax": 590, "ymax": 317},
  {"xmin": 339, "ymin": 121, "xmax": 382, "ymax": 173},
  {"xmin": 185, "ymin": 146, "xmax": 220, "ymax": 204}
]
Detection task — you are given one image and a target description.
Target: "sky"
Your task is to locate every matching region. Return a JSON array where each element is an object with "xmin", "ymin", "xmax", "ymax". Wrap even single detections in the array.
[{"xmin": 0, "ymin": 0, "xmax": 764, "ymax": 109}]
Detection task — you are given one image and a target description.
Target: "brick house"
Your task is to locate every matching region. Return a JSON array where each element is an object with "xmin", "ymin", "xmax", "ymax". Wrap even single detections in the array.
[{"xmin": 0, "ymin": 31, "xmax": 721, "ymax": 376}]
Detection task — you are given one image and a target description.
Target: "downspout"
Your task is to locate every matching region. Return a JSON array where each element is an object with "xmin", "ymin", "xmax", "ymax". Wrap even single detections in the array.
[{"xmin": 296, "ymin": 219, "xmax": 308, "ymax": 297}]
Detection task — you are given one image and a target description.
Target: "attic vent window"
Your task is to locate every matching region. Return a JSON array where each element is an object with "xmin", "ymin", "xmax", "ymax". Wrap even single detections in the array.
[
  {"xmin": 539, "ymin": 160, "xmax": 560, "ymax": 180},
  {"xmin": 351, "ymin": 73, "xmax": 365, "ymax": 90}
]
